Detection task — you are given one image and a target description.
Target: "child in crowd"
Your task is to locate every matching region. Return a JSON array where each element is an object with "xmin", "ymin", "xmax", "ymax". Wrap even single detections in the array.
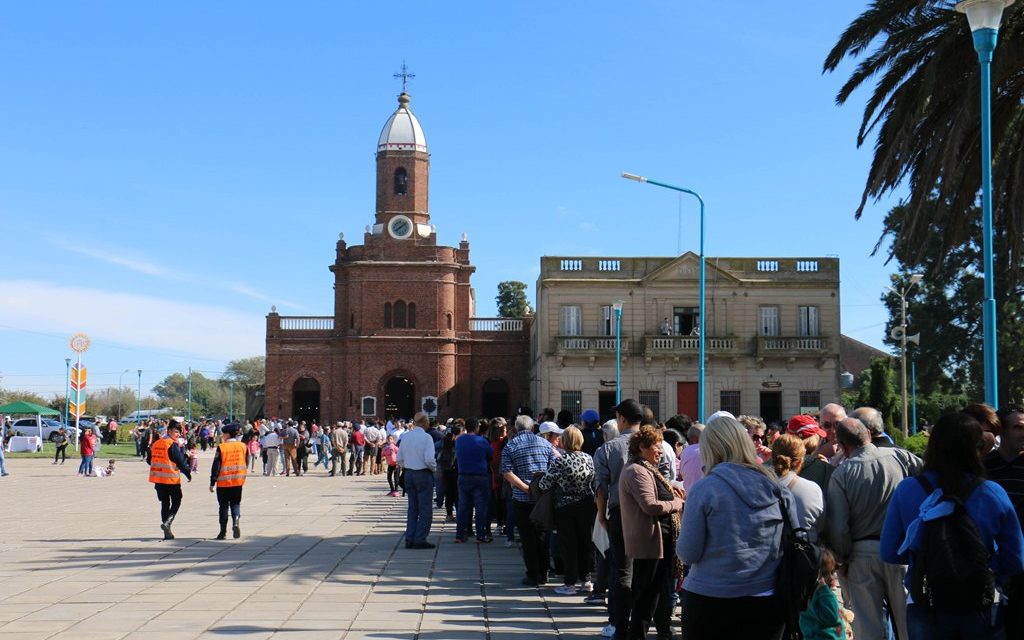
[
  {"xmin": 94, "ymin": 459, "xmax": 116, "ymax": 477},
  {"xmin": 247, "ymin": 432, "xmax": 261, "ymax": 471},
  {"xmin": 187, "ymin": 443, "xmax": 199, "ymax": 473},
  {"xmin": 382, "ymin": 435, "xmax": 400, "ymax": 496},
  {"xmin": 799, "ymin": 547, "xmax": 853, "ymax": 640}
]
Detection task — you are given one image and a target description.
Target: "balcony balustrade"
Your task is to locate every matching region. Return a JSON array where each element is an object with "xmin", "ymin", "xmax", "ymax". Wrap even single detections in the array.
[
  {"xmin": 644, "ymin": 335, "xmax": 746, "ymax": 356},
  {"xmin": 756, "ymin": 336, "xmax": 830, "ymax": 356},
  {"xmin": 552, "ymin": 335, "xmax": 630, "ymax": 356}
]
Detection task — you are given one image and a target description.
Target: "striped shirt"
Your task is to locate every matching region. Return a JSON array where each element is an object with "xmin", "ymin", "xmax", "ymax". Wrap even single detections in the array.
[
  {"xmin": 985, "ymin": 450, "xmax": 1024, "ymax": 526},
  {"xmin": 501, "ymin": 430, "xmax": 555, "ymax": 502}
]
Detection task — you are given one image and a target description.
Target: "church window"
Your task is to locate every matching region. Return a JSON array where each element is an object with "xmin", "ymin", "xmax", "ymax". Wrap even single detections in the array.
[
  {"xmin": 350, "ymin": 313, "xmax": 355, "ymax": 329},
  {"xmin": 384, "ymin": 302, "xmax": 392, "ymax": 328},
  {"xmin": 394, "ymin": 301, "xmax": 407, "ymax": 328},
  {"xmin": 446, "ymin": 313, "xmax": 453, "ymax": 330},
  {"xmin": 394, "ymin": 167, "xmax": 408, "ymax": 195},
  {"xmin": 408, "ymin": 303, "xmax": 416, "ymax": 328}
]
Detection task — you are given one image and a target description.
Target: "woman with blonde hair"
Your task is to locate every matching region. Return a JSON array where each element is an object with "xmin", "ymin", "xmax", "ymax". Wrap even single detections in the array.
[
  {"xmin": 771, "ymin": 433, "xmax": 824, "ymax": 541},
  {"xmin": 538, "ymin": 425, "xmax": 596, "ymax": 595},
  {"xmin": 677, "ymin": 415, "xmax": 794, "ymax": 640},
  {"xmin": 619, "ymin": 425, "xmax": 685, "ymax": 638}
]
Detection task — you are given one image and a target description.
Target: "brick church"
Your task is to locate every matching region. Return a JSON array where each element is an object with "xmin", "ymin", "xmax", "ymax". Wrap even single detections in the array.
[{"xmin": 264, "ymin": 91, "xmax": 531, "ymax": 423}]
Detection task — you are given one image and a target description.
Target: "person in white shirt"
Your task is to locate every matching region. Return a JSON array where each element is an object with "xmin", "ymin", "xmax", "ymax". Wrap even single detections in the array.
[
  {"xmin": 679, "ymin": 423, "xmax": 705, "ymax": 490},
  {"xmin": 262, "ymin": 427, "xmax": 281, "ymax": 476},
  {"xmin": 771, "ymin": 433, "xmax": 824, "ymax": 541},
  {"xmin": 396, "ymin": 412, "xmax": 438, "ymax": 549}
]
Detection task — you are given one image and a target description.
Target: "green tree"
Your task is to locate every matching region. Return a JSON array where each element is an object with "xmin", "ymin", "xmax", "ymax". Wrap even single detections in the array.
[
  {"xmin": 221, "ymin": 356, "xmax": 265, "ymax": 387},
  {"xmin": 856, "ymin": 357, "xmax": 901, "ymax": 430},
  {"xmin": 0, "ymin": 388, "xmax": 49, "ymax": 406},
  {"xmin": 824, "ymin": 2, "xmax": 1024, "ymax": 293},
  {"xmin": 496, "ymin": 281, "xmax": 532, "ymax": 318}
]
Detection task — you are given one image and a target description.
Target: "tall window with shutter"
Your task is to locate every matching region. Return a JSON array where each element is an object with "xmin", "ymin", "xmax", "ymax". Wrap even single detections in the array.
[
  {"xmin": 600, "ymin": 305, "xmax": 617, "ymax": 336},
  {"xmin": 560, "ymin": 305, "xmax": 583, "ymax": 336},
  {"xmin": 759, "ymin": 306, "xmax": 780, "ymax": 336},
  {"xmin": 798, "ymin": 306, "xmax": 819, "ymax": 337}
]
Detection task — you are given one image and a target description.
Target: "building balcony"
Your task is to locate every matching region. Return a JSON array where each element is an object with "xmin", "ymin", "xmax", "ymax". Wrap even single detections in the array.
[
  {"xmin": 551, "ymin": 335, "xmax": 631, "ymax": 356},
  {"xmin": 756, "ymin": 336, "xmax": 831, "ymax": 357},
  {"xmin": 643, "ymin": 335, "xmax": 748, "ymax": 356},
  {"xmin": 470, "ymin": 317, "xmax": 524, "ymax": 332}
]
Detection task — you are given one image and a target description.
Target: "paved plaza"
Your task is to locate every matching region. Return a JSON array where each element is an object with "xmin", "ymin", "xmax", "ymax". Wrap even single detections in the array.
[{"xmin": 0, "ymin": 455, "xmax": 608, "ymax": 640}]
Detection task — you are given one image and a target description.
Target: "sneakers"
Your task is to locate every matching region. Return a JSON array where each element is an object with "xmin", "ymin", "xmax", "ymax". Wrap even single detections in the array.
[
  {"xmin": 554, "ymin": 584, "xmax": 577, "ymax": 596},
  {"xmin": 583, "ymin": 592, "xmax": 606, "ymax": 605},
  {"xmin": 580, "ymin": 580, "xmax": 594, "ymax": 592},
  {"xmin": 475, "ymin": 536, "xmax": 493, "ymax": 544},
  {"xmin": 600, "ymin": 624, "xmax": 616, "ymax": 638}
]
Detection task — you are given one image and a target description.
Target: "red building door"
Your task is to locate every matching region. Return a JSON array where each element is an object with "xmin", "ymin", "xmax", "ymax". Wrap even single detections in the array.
[{"xmin": 676, "ymin": 382, "xmax": 698, "ymax": 420}]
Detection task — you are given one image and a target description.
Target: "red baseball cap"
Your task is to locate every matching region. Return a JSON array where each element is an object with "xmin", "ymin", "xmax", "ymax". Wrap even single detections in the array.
[{"xmin": 787, "ymin": 414, "xmax": 827, "ymax": 439}]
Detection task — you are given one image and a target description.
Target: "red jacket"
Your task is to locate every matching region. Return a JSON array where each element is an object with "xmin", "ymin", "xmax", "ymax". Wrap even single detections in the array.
[{"xmin": 81, "ymin": 431, "xmax": 97, "ymax": 456}]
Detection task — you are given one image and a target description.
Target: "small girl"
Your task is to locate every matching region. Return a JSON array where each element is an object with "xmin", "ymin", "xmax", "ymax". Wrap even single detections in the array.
[
  {"xmin": 94, "ymin": 459, "xmax": 116, "ymax": 477},
  {"xmin": 187, "ymin": 443, "xmax": 199, "ymax": 473},
  {"xmin": 382, "ymin": 436, "xmax": 400, "ymax": 496},
  {"xmin": 799, "ymin": 547, "xmax": 853, "ymax": 640},
  {"xmin": 247, "ymin": 433, "xmax": 260, "ymax": 471}
]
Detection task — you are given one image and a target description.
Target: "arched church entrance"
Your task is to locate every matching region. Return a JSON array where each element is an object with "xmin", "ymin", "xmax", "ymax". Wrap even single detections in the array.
[
  {"xmin": 292, "ymin": 377, "xmax": 320, "ymax": 423},
  {"xmin": 481, "ymin": 377, "xmax": 509, "ymax": 419},
  {"xmin": 384, "ymin": 376, "xmax": 415, "ymax": 421}
]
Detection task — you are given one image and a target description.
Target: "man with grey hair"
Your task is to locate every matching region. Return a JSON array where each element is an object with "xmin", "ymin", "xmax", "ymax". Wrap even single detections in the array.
[
  {"xmin": 818, "ymin": 402, "xmax": 847, "ymax": 462},
  {"xmin": 397, "ymin": 412, "xmax": 438, "ymax": 549},
  {"xmin": 679, "ymin": 422, "xmax": 705, "ymax": 491},
  {"xmin": 851, "ymin": 406, "xmax": 896, "ymax": 448},
  {"xmin": 826, "ymin": 416, "xmax": 920, "ymax": 640},
  {"xmin": 501, "ymin": 413, "xmax": 555, "ymax": 586}
]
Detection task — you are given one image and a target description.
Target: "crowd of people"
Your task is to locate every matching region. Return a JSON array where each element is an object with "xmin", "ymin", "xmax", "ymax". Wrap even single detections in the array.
[
  {"xmin": 383, "ymin": 399, "xmax": 1024, "ymax": 640},
  {"xmin": 7, "ymin": 397, "xmax": 1022, "ymax": 640}
]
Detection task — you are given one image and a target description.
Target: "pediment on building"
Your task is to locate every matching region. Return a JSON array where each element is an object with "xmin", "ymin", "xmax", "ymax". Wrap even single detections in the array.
[{"xmin": 641, "ymin": 252, "xmax": 741, "ymax": 284}]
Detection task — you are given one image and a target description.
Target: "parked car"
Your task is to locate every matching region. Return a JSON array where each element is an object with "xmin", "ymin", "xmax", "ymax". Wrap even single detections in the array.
[{"xmin": 10, "ymin": 418, "xmax": 79, "ymax": 441}]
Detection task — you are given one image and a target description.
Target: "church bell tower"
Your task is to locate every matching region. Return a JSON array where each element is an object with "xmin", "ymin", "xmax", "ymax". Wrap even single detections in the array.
[{"xmin": 374, "ymin": 91, "xmax": 431, "ymax": 239}]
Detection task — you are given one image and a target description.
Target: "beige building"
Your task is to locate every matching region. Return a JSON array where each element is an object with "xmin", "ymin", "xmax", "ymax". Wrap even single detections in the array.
[{"xmin": 531, "ymin": 253, "xmax": 841, "ymax": 424}]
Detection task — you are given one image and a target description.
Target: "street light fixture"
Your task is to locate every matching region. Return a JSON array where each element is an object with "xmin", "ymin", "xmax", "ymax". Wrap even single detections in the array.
[
  {"xmin": 117, "ymin": 369, "xmax": 129, "ymax": 420},
  {"xmin": 956, "ymin": 0, "xmax": 1014, "ymax": 409},
  {"xmin": 888, "ymin": 275, "xmax": 923, "ymax": 437},
  {"xmin": 137, "ymin": 370, "xmax": 142, "ymax": 424},
  {"xmin": 622, "ymin": 172, "xmax": 706, "ymax": 421},
  {"xmin": 64, "ymin": 358, "xmax": 71, "ymax": 429},
  {"xmin": 613, "ymin": 300, "xmax": 624, "ymax": 404}
]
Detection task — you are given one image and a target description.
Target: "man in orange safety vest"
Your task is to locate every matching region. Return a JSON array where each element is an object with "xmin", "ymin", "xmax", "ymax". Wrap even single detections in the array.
[
  {"xmin": 209, "ymin": 423, "xmax": 247, "ymax": 540},
  {"xmin": 147, "ymin": 420, "xmax": 192, "ymax": 540}
]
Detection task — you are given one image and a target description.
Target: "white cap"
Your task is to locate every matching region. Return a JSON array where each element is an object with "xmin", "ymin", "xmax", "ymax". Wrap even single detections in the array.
[
  {"xmin": 539, "ymin": 421, "xmax": 564, "ymax": 435},
  {"xmin": 706, "ymin": 410, "xmax": 736, "ymax": 424}
]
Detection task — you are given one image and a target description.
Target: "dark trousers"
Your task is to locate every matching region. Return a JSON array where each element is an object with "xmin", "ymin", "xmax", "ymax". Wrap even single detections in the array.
[
  {"xmin": 681, "ymin": 591, "xmax": 785, "ymax": 640},
  {"xmin": 630, "ymin": 552, "xmax": 672, "ymax": 639},
  {"xmin": 387, "ymin": 465, "xmax": 399, "ymax": 492},
  {"xmin": 216, "ymin": 486, "xmax": 243, "ymax": 523},
  {"xmin": 512, "ymin": 500, "xmax": 550, "ymax": 583},
  {"xmin": 490, "ymin": 491, "xmax": 506, "ymax": 529},
  {"xmin": 608, "ymin": 508, "xmax": 634, "ymax": 639},
  {"xmin": 1006, "ymin": 574, "xmax": 1024, "ymax": 640},
  {"xmin": 442, "ymin": 471, "xmax": 459, "ymax": 517},
  {"xmin": 404, "ymin": 468, "xmax": 434, "ymax": 544},
  {"xmin": 457, "ymin": 474, "xmax": 490, "ymax": 539},
  {"xmin": 54, "ymin": 445, "xmax": 67, "ymax": 463},
  {"xmin": 296, "ymin": 446, "xmax": 308, "ymax": 473},
  {"xmin": 554, "ymin": 499, "xmax": 596, "ymax": 585},
  {"xmin": 154, "ymin": 483, "xmax": 183, "ymax": 522}
]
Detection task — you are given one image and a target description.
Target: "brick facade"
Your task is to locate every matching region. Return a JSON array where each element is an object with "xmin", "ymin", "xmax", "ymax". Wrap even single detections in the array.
[{"xmin": 265, "ymin": 93, "xmax": 530, "ymax": 423}]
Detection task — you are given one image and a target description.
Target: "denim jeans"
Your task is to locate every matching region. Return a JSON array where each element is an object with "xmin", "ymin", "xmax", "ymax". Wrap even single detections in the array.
[
  {"xmin": 78, "ymin": 455, "xmax": 94, "ymax": 475},
  {"xmin": 457, "ymin": 474, "xmax": 490, "ymax": 539},
  {"xmin": 404, "ymin": 468, "xmax": 435, "ymax": 544},
  {"xmin": 907, "ymin": 604, "xmax": 996, "ymax": 640},
  {"xmin": 0, "ymin": 446, "xmax": 7, "ymax": 475}
]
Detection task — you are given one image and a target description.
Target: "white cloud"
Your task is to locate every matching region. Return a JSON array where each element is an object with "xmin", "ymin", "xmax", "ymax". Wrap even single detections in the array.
[
  {"xmin": 0, "ymin": 280, "xmax": 263, "ymax": 360},
  {"xmin": 48, "ymin": 237, "xmax": 304, "ymax": 310},
  {"xmin": 53, "ymin": 241, "xmax": 180, "ymax": 279}
]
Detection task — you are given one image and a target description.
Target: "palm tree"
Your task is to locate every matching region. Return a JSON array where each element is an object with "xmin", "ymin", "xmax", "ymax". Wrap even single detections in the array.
[{"xmin": 824, "ymin": 0, "xmax": 1024, "ymax": 290}]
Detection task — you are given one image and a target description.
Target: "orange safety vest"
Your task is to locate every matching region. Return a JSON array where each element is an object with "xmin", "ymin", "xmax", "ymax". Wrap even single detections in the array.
[
  {"xmin": 148, "ymin": 438, "xmax": 181, "ymax": 485},
  {"xmin": 215, "ymin": 441, "xmax": 247, "ymax": 488}
]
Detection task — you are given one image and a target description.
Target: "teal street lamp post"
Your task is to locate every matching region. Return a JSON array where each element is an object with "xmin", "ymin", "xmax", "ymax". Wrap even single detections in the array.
[
  {"xmin": 956, "ymin": 0, "xmax": 1014, "ymax": 409},
  {"xmin": 64, "ymin": 358, "xmax": 71, "ymax": 427},
  {"xmin": 911, "ymin": 357, "xmax": 918, "ymax": 434},
  {"xmin": 187, "ymin": 368, "xmax": 192, "ymax": 423},
  {"xmin": 137, "ymin": 370, "xmax": 142, "ymax": 423},
  {"xmin": 622, "ymin": 172, "xmax": 706, "ymax": 422},
  {"xmin": 613, "ymin": 300, "xmax": 624, "ymax": 404}
]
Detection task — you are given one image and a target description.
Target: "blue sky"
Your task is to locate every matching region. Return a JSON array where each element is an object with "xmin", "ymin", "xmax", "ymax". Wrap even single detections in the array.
[{"xmin": 0, "ymin": 2, "xmax": 902, "ymax": 399}]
